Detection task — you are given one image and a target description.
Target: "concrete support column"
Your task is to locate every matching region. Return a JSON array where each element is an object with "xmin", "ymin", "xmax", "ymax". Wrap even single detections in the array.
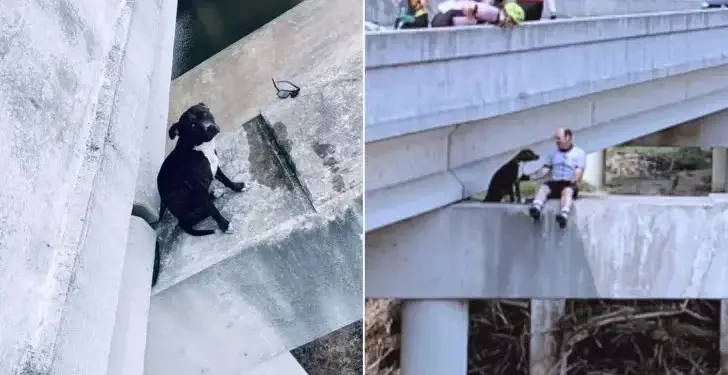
[
  {"xmin": 530, "ymin": 300, "xmax": 566, "ymax": 375},
  {"xmin": 401, "ymin": 300, "xmax": 469, "ymax": 375},
  {"xmin": 583, "ymin": 150, "xmax": 606, "ymax": 189},
  {"xmin": 712, "ymin": 148, "xmax": 728, "ymax": 193},
  {"xmin": 721, "ymin": 300, "xmax": 728, "ymax": 374}
]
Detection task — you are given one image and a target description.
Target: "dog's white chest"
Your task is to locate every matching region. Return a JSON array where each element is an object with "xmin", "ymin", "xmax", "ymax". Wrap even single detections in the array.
[{"xmin": 193, "ymin": 140, "xmax": 219, "ymax": 175}]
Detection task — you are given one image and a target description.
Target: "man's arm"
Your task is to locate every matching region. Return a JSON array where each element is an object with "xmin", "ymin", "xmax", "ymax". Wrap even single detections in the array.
[
  {"xmin": 571, "ymin": 150, "xmax": 586, "ymax": 185},
  {"xmin": 522, "ymin": 153, "xmax": 552, "ymax": 181},
  {"xmin": 526, "ymin": 166, "xmax": 551, "ymax": 180}
]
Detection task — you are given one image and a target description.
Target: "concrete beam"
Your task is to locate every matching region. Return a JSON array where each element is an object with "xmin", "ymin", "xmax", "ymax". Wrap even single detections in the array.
[
  {"xmin": 623, "ymin": 108, "xmax": 728, "ymax": 147},
  {"xmin": 366, "ymin": 66, "xmax": 728, "ymax": 231},
  {"xmin": 108, "ymin": 217, "xmax": 156, "ymax": 375},
  {"xmin": 366, "ymin": 195, "xmax": 728, "ymax": 298},
  {"xmin": 0, "ymin": 0, "xmax": 165, "ymax": 372},
  {"xmin": 133, "ymin": 0, "xmax": 179, "ymax": 223}
]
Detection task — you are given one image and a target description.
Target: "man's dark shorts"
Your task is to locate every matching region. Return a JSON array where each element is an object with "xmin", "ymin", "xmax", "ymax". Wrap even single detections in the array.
[{"xmin": 546, "ymin": 180, "xmax": 579, "ymax": 200}]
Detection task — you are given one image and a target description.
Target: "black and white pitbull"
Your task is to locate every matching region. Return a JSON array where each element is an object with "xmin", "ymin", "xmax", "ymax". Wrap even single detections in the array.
[
  {"xmin": 157, "ymin": 103, "xmax": 245, "ymax": 236},
  {"xmin": 484, "ymin": 148, "xmax": 540, "ymax": 203}
]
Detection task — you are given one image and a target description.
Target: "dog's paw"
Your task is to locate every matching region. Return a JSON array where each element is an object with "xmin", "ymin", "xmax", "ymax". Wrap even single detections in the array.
[
  {"xmin": 231, "ymin": 182, "xmax": 246, "ymax": 192},
  {"xmin": 218, "ymin": 219, "xmax": 231, "ymax": 233}
]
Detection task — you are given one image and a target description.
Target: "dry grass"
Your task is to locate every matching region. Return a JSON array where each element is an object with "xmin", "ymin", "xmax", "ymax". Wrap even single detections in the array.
[
  {"xmin": 365, "ymin": 298, "xmax": 530, "ymax": 375},
  {"xmin": 292, "ymin": 320, "xmax": 362, "ymax": 375},
  {"xmin": 552, "ymin": 299, "xmax": 720, "ymax": 375}
]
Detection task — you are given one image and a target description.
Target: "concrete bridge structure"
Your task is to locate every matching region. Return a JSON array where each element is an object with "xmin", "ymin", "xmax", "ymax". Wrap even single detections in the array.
[
  {"xmin": 0, "ymin": 0, "xmax": 362, "ymax": 374},
  {"xmin": 365, "ymin": 9, "xmax": 728, "ymax": 375}
]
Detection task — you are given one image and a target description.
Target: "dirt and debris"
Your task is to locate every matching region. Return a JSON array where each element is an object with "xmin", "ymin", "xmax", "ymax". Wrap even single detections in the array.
[
  {"xmin": 552, "ymin": 299, "xmax": 720, "ymax": 375},
  {"xmin": 605, "ymin": 147, "xmax": 712, "ymax": 196}
]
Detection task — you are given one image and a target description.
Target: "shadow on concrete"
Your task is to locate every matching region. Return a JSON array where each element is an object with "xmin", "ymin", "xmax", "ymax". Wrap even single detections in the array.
[{"xmin": 453, "ymin": 202, "xmax": 598, "ymax": 298}]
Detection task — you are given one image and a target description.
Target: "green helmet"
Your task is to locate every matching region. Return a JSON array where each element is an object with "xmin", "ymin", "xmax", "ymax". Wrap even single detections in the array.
[{"xmin": 504, "ymin": 2, "xmax": 525, "ymax": 24}]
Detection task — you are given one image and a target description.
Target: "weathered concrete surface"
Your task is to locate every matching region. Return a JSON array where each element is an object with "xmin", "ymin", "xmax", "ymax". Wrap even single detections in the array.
[
  {"xmin": 242, "ymin": 353, "xmax": 309, "ymax": 375},
  {"xmin": 147, "ymin": 117, "xmax": 362, "ymax": 373},
  {"xmin": 108, "ymin": 217, "xmax": 156, "ymax": 375},
  {"xmin": 0, "ymin": 0, "xmax": 172, "ymax": 373},
  {"xmin": 133, "ymin": 0, "xmax": 178, "ymax": 223},
  {"xmin": 168, "ymin": 0, "xmax": 361, "ymax": 140},
  {"xmin": 146, "ymin": 198, "xmax": 362, "ymax": 374},
  {"xmin": 366, "ymin": 195, "xmax": 728, "ymax": 298},
  {"xmin": 146, "ymin": 12, "xmax": 363, "ymax": 373},
  {"xmin": 261, "ymin": 53, "xmax": 363, "ymax": 213}
]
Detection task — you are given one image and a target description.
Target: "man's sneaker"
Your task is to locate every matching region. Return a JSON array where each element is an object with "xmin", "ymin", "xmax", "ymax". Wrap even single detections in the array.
[
  {"xmin": 528, "ymin": 205, "xmax": 542, "ymax": 221},
  {"xmin": 556, "ymin": 211, "xmax": 568, "ymax": 229}
]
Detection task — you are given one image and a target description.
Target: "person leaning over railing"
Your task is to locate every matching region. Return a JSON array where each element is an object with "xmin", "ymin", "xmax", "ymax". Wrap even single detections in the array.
[
  {"xmin": 392, "ymin": 0, "xmax": 429, "ymax": 29},
  {"xmin": 431, "ymin": 0, "xmax": 525, "ymax": 28}
]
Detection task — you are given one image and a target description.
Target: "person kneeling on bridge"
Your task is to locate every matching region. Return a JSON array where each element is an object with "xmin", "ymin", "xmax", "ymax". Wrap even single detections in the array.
[
  {"xmin": 431, "ymin": 0, "xmax": 524, "ymax": 28},
  {"xmin": 521, "ymin": 128, "xmax": 586, "ymax": 229}
]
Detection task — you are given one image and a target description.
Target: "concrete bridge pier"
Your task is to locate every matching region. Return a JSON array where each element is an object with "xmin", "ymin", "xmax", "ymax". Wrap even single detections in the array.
[
  {"xmin": 401, "ymin": 300, "xmax": 469, "ymax": 375},
  {"xmin": 530, "ymin": 300, "xmax": 566, "ymax": 375},
  {"xmin": 713, "ymin": 148, "xmax": 728, "ymax": 192},
  {"xmin": 584, "ymin": 150, "xmax": 606, "ymax": 190}
]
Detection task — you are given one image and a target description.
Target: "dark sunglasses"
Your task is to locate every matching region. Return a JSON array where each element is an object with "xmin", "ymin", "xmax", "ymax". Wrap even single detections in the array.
[{"xmin": 272, "ymin": 78, "xmax": 300, "ymax": 99}]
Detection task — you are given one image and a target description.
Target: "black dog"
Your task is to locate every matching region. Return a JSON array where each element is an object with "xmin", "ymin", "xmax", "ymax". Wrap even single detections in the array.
[
  {"xmin": 157, "ymin": 103, "xmax": 245, "ymax": 236},
  {"xmin": 484, "ymin": 149, "xmax": 540, "ymax": 203}
]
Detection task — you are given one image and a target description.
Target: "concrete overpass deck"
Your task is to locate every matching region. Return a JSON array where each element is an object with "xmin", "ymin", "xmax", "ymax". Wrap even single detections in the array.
[{"xmin": 365, "ymin": 9, "xmax": 728, "ymax": 232}]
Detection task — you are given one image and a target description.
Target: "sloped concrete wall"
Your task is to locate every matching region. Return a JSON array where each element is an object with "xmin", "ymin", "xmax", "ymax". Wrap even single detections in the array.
[{"xmin": 0, "ymin": 0, "xmax": 173, "ymax": 373}]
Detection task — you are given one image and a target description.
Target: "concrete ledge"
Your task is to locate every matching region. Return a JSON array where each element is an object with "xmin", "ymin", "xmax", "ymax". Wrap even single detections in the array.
[
  {"xmin": 367, "ymin": 196, "xmax": 728, "ymax": 298},
  {"xmin": 260, "ymin": 53, "xmax": 363, "ymax": 213},
  {"xmin": 169, "ymin": 0, "xmax": 361, "ymax": 136},
  {"xmin": 108, "ymin": 217, "xmax": 156, "ymax": 375},
  {"xmin": 365, "ymin": 10, "xmax": 728, "ymax": 141},
  {"xmin": 145, "ymin": 201, "xmax": 362, "ymax": 374},
  {"xmin": 133, "ymin": 0, "xmax": 178, "ymax": 223},
  {"xmin": 152, "ymin": 120, "xmax": 315, "ymax": 290},
  {"xmin": 242, "ymin": 352, "xmax": 309, "ymax": 375}
]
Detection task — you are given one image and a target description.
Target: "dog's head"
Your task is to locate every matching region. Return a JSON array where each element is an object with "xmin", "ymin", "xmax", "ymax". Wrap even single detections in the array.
[
  {"xmin": 515, "ymin": 148, "xmax": 540, "ymax": 162},
  {"xmin": 168, "ymin": 102, "xmax": 220, "ymax": 145}
]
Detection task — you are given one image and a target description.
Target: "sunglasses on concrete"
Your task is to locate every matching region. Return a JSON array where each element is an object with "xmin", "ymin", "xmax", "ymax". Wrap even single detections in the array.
[{"xmin": 272, "ymin": 78, "xmax": 300, "ymax": 99}]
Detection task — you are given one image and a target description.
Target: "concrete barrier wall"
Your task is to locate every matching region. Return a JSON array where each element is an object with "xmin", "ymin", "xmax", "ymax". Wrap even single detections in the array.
[
  {"xmin": 0, "ymin": 0, "xmax": 172, "ymax": 373},
  {"xmin": 366, "ymin": 10, "xmax": 728, "ymax": 141},
  {"xmin": 366, "ymin": 196, "xmax": 728, "ymax": 298},
  {"xmin": 365, "ymin": 0, "xmax": 699, "ymax": 25}
]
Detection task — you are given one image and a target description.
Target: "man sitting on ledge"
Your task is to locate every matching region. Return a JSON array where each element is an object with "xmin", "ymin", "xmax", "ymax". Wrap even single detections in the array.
[{"xmin": 522, "ymin": 128, "xmax": 586, "ymax": 228}]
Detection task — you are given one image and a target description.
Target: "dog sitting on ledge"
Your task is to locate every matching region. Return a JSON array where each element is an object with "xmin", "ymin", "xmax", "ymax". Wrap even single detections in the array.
[
  {"xmin": 483, "ymin": 148, "xmax": 540, "ymax": 203},
  {"xmin": 157, "ymin": 102, "xmax": 246, "ymax": 236}
]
